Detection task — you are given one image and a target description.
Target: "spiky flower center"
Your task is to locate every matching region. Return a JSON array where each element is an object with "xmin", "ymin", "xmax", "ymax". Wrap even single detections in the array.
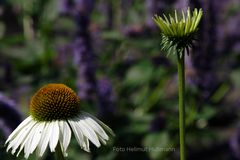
[{"xmin": 30, "ymin": 84, "xmax": 80, "ymax": 121}]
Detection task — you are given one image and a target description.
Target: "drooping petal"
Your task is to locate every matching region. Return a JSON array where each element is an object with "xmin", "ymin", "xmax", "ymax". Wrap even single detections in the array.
[
  {"xmin": 59, "ymin": 141, "xmax": 68, "ymax": 157},
  {"xmin": 23, "ymin": 122, "xmax": 45, "ymax": 158},
  {"xmin": 82, "ymin": 116, "xmax": 107, "ymax": 145},
  {"xmin": 7, "ymin": 119, "xmax": 37, "ymax": 154},
  {"xmin": 36, "ymin": 122, "xmax": 53, "ymax": 157},
  {"xmin": 83, "ymin": 135, "xmax": 90, "ymax": 152},
  {"xmin": 78, "ymin": 119, "xmax": 101, "ymax": 147},
  {"xmin": 5, "ymin": 116, "xmax": 32, "ymax": 144},
  {"xmin": 68, "ymin": 119, "xmax": 88, "ymax": 151},
  {"xmin": 23, "ymin": 124, "xmax": 39, "ymax": 156},
  {"xmin": 49, "ymin": 121, "xmax": 59, "ymax": 152},
  {"xmin": 59, "ymin": 121, "xmax": 71, "ymax": 153},
  {"xmin": 15, "ymin": 122, "xmax": 41, "ymax": 157},
  {"xmin": 82, "ymin": 115, "xmax": 108, "ymax": 140},
  {"xmin": 19, "ymin": 122, "xmax": 45, "ymax": 158},
  {"xmin": 82, "ymin": 112, "xmax": 115, "ymax": 136},
  {"xmin": 67, "ymin": 112, "xmax": 114, "ymax": 153},
  {"xmin": 29, "ymin": 122, "xmax": 45, "ymax": 153}
]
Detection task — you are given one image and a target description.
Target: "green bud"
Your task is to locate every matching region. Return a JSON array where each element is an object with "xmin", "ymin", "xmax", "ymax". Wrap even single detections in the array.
[{"xmin": 153, "ymin": 7, "xmax": 203, "ymax": 57}]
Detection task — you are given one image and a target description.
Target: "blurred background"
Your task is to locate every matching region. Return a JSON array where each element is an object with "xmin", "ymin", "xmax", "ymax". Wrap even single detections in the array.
[{"xmin": 0, "ymin": 0, "xmax": 240, "ymax": 159}]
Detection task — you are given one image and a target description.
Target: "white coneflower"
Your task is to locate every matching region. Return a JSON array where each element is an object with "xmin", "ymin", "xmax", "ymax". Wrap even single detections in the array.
[{"xmin": 5, "ymin": 84, "xmax": 114, "ymax": 159}]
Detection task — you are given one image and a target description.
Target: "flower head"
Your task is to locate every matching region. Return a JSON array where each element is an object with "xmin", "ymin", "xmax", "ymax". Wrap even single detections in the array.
[
  {"xmin": 153, "ymin": 7, "xmax": 203, "ymax": 56},
  {"xmin": 30, "ymin": 84, "xmax": 80, "ymax": 121},
  {"xmin": 5, "ymin": 84, "xmax": 114, "ymax": 159}
]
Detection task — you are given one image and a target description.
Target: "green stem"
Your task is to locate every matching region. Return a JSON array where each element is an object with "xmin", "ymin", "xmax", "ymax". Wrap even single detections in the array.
[
  {"xmin": 55, "ymin": 143, "xmax": 65, "ymax": 160},
  {"xmin": 177, "ymin": 52, "xmax": 185, "ymax": 160}
]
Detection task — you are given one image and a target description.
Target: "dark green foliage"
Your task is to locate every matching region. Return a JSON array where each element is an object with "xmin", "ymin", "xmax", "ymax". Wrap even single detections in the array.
[{"xmin": 0, "ymin": 0, "xmax": 239, "ymax": 160}]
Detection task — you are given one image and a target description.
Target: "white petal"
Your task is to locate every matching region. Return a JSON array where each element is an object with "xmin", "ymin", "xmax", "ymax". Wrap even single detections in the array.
[
  {"xmin": 68, "ymin": 120, "xmax": 89, "ymax": 152},
  {"xmin": 16, "ymin": 122, "xmax": 45, "ymax": 157},
  {"xmin": 82, "ymin": 115, "xmax": 108, "ymax": 140},
  {"xmin": 24, "ymin": 124, "xmax": 39, "ymax": 156},
  {"xmin": 82, "ymin": 112, "xmax": 115, "ymax": 136},
  {"xmin": 36, "ymin": 122, "xmax": 53, "ymax": 157},
  {"xmin": 6, "ymin": 116, "xmax": 33, "ymax": 144},
  {"xmin": 29, "ymin": 122, "xmax": 45, "ymax": 153},
  {"xmin": 81, "ymin": 115, "xmax": 108, "ymax": 145},
  {"xmin": 49, "ymin": 121, "xmax": 59, "ymax": 152},
  {"xmin": 59, "ymin": 141, "xmax": 68, "ymax": 157},
  {"xmin": 98, "ymin": 137, "xmax": 107, "ymax": 145},
  {"xmin": 78, "ymin": 119, "xmax": 101, "ymax": 147},
  {"xmin": 59, "ymin": 121, "xmax": 71, "ymax": 152},
  {"xmin": 16, "ymin": 143, "xmax": 25, "ymax": 157},
  {"xmin": 7, "ymin": 119, "xmax": 36, "ymax": 154},
  {"xmin": 83, "ymin": 135, "xmax": 90, "ymax": 152},
  {"xmin": 23, "ymin": 123, "xmax": 42, "ymax": 158}
]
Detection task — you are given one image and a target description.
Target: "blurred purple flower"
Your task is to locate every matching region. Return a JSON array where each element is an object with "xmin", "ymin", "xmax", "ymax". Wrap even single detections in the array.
[
  {"xmin": 97, "ymin": 77, "xmax": 116, "ymax": 117},
  {"xmin": 66, "ymin": 0, "xmax": 116, "ymax": 119},
  {"xmin": 74, "ymin": 0, "xmax": 94, "ymax": 15},
  {"xmin": 59, "ymin": 0, "xmax": 73, "ymax": 15},
  {"xmin": 230, "ymin": 128, "xmax": 240, "ymax": 159},
  {"xmin": 97, "ymin": 0, "xmax": 113, "ymax": 30},
  {"xmin": 145, "ymin": 0, "xmax": 176, "ymax": 29},
  {"xmin": 73, "ymin": 38, "xmax": 96, "ymax": 100},
  {"xmin": 72, "ymin": 0, "xmax": 96, "ymax": 100},
  {"xmin": 190, "ymin": 0, "xmax": 220, "ymax": 100}
]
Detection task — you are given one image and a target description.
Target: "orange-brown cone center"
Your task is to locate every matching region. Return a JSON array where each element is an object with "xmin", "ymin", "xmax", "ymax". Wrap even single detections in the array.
[{"xmin": 30, "ymin": 84, "xmax": 80, "ymax": 121}]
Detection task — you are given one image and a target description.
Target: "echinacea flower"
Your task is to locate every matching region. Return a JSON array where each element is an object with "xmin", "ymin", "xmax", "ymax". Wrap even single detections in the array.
[
  {"xmin": 153, "ymin": 7, "xmax": 203, "ymax": 56},
  {"xmin": 5, "ymin": 84, "xmax": 114, "ymax": 159}
]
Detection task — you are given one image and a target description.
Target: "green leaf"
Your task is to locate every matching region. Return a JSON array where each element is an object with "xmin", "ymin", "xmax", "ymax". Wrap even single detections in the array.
[
  {"xmin": 124, "ymin": 61, "xmax": 153, "ymax": 86},
  {"xmin": 211, "ymin": 83, "xmax": 230, "ymax": 102},
  {"xmin": 231, "ymin": 70, "xmax": 240, "ymax": 88},
  {"xmin": 197, "ymin": 106, "xmax": 217, "ymax": 120},
  {"xmin": 125, "ymin": 114, "xmax": 152, "ymax": 133},
  {"xmin": 143, "ymin": 132, "xmax": 173, "ymax": 160}
]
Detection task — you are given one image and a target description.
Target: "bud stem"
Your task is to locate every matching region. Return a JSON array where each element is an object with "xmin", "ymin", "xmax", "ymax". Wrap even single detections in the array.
[{"xmin": 177, "ymin": 51, "xmax": 186, "ymax": 160}]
